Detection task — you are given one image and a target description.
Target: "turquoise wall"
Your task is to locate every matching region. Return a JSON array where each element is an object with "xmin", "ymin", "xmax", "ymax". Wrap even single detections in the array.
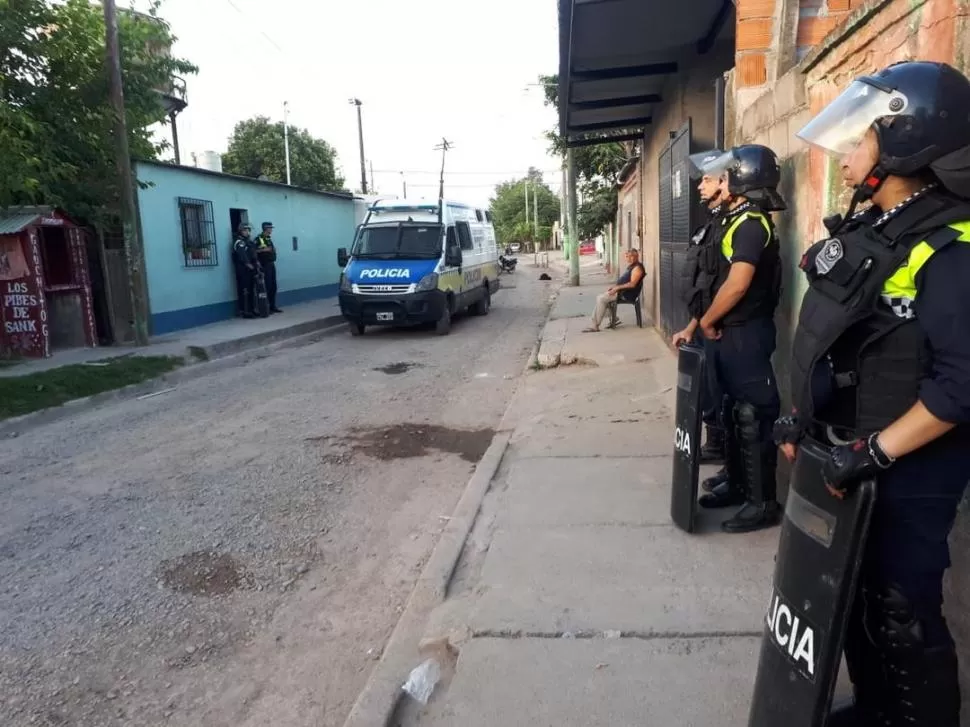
[{"xmin": 134, "ymin": 161, "xmax": 355, "ymax": 334}]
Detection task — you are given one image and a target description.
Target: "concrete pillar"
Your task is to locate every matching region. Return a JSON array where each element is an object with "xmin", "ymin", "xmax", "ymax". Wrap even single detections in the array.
[{"xmin": 566, "ymin": 147, "xmax": 580, "ymax": 286}]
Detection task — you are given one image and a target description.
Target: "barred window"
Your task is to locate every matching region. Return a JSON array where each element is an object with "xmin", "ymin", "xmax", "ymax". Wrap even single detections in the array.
[{"xmin": 178, "ymin": 197, "xmax": 218, "ymax": 267}]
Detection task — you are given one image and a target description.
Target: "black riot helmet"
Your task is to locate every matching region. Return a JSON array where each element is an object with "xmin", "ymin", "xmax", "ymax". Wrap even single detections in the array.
[
  {"xmin": 797, "ymin": 61, "xmax": 970, "ymax": 198},
  {"xmin": 710, "ymin": 144, "xmax": 786, "ymax": 211}
]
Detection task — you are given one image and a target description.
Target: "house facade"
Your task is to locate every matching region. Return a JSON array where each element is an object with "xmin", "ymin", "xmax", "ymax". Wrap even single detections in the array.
[{"xmin": 134, "ymin": 162, "xmax": 355, "ymax": 335}]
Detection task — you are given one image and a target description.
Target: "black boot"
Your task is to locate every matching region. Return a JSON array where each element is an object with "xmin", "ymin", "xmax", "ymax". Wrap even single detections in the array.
[
  {"xmin": 698, "ymin": 478, "xmax": 746, "ymax": 508},
  {"xmin": 242, "ymin": 290, "xmax": 255, "ymax": 319},
  {"xmin": 701, "ymin": 468, "xmax": 728, "ymax": 493},
  {"xmin": 699, "ymin": 424, "xmax": 725, "ymax": 464},
  {"xmin": 722, "ymin": 402, "xmax": 782, "ymax": 533}
]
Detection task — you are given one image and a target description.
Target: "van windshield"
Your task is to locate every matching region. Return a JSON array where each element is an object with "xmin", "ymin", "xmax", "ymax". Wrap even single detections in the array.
[{"xmin": 353, "ymin": 223, "xmax": 442, "ymax": 259}]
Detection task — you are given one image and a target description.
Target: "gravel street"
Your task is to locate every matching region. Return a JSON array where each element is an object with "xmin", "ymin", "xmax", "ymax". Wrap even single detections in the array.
[{"xmin": 0, "ymin": 272, "xmax": 552, "ymax": 727}]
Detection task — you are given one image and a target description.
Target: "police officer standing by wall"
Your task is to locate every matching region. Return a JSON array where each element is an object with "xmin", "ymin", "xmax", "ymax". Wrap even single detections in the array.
[
  {"xmin": 693, "ymin": 144, "xmax": 786, "ymax": 533},
  {"xmin": 673, "ymin": 149, "xmax": 729, "ymax": 464},
  {"xmin": 254, "ymin": 222, "xmax": 282, "ymax": 314},
  {"xmin": 232, "ymin": 222, "xmax": 257, "ymax": 319},
  {"xmin": 775, "ymin": 61, "xmax": 970, "ymax": 725}
]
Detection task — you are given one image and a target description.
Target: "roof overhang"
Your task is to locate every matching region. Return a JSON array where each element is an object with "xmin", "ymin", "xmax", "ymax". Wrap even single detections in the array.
[{"xmin": 559, "ymin": 0, "xmax": 735, "ymax": 147}]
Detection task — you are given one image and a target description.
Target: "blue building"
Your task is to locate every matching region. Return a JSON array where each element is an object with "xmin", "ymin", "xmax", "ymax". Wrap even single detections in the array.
[{"xmin": 134, "ymin": 161, "xmax": 355, "ymax": 335}]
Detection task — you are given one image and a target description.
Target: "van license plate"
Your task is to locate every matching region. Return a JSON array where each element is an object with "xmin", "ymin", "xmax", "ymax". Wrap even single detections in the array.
[{"xmin": 376, "ymin": 312, "xmax": 394, "ymax": 321}]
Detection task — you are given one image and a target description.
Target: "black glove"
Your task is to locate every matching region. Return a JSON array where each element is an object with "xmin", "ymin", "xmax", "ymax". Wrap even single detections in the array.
[
  {"xmin": 772, "ymin": 414, "xmax": 804, "ymax": 446},
  {"xmin": 822, "ymin": 433, "xmax": 894, "ymax": 496}
]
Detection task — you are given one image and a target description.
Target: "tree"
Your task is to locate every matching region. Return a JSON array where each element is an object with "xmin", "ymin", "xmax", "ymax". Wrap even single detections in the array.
[
  {"xmin": 223, "ymin": 117, "xmax": 345, "ymax": 192},
  {"xmin": 489, "ymin": 169, "xmax": 561, "ymax": 247},
  {"xmin": 538, "ymin": 73, "xmax": 632, "ymax": 239},
  {"xmin": 0, "ymin": 0, "xmax": 197, "ymax": 222}
]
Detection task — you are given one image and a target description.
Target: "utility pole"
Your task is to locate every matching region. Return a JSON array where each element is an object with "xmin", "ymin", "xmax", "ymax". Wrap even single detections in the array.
[
  {"xmin": 283, "ymin": 101, "xmax": 292, "ymax": 186},
  {"xmin": 567, "ymin": 147, "xmax": 580, "ymax": 286},
  {"xmin": 370, "ymin": 160, "xmax": 376, "ymax": 194},
  {"xmin": 103, "ymin": 0, "xmax": 148, "ymax": 346},
  {"xmin": 349, "ymin": 98, "xmax": 368, "ymax": 194},
  {"xmin": 533, "ymin": 182, "xmax": 539, "ymax": 245},
  {"xmin": 401, "ymin": 171, "xmax": 407, "ymax": 199},
  {"xmin": 524, "ymin": 180, "xmax": 530, "ymax": 244},
  {"xmin": 433, "ymin": 138, "xmax": 453, "ymax": 209}
]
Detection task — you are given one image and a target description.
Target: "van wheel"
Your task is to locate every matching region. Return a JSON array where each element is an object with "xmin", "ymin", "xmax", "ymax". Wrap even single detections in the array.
[
  {"xmin": 435, "ymin": 304, "xmax": 452, "ymax": 335},
  {"xmin": 350, "ymin": 322, "xmax": 365, "ymax": 336},
  {"xmin": 471, "ymin": 284, "xmax": 491, "ymax": 316}
]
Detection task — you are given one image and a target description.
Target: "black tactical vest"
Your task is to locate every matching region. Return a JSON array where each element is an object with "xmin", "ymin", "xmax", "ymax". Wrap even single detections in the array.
[
  {"xmin": 680, "ymin": 218, "xmax": 722, "ymax": 319},
  {"xmin": 790, "ymin": 193, "xmax": 970, "ymax": 436},
  {"xmin": 717, "ymin": 207, "xmax": 783, "ymax": 326}
]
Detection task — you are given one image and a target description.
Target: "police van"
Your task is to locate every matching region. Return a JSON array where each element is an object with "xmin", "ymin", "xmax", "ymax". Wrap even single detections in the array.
[{"xmin": 336, "ymin": 198, "xmax": 500, "ymax": 335}]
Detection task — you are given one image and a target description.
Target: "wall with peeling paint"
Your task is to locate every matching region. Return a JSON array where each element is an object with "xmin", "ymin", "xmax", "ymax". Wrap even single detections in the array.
[{"xmin": 733, "ymin": 0, "xmax": 970, "ymax": 700}]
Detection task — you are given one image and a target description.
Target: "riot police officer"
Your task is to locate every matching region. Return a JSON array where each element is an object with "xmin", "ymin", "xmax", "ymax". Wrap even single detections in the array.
[
  {"xmin": 694, "ymin": 144, "xmax": 786, "ymax": 533},
  {"xmin": 673, "ymin": 149, "xmax": 729, "ymax": 464},
  {"xmin": 254, "ymin": 221, "xmax": 282, "ymax": 313},
  {"xmin": 232, "ymin": 222, "xmax": 257, "ymax": 318},
  {"xmin": 774, "ymin": 61, "xmax": 970, "ymax": 726}
]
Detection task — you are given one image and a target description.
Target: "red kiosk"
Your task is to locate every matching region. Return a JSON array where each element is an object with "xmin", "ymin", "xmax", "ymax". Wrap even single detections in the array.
[{"xmin": 0, "ymin": 207, "xmax": 97, "ymax": 359}]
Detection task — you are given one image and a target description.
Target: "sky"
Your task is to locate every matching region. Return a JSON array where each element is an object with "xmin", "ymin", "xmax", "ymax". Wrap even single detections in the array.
[{"xmin": 137, "ymin": 0, "xmax": 564, "ymax": 207}]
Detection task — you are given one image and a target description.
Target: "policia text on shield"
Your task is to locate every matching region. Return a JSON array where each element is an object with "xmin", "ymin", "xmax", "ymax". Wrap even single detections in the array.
[
  {"xmin": 670, "ymin": 144, "xmax": 787, "ymax": 534},
  {"xmin": 748, "ymin": 61, "xmax": 970, "ymax": 727}
]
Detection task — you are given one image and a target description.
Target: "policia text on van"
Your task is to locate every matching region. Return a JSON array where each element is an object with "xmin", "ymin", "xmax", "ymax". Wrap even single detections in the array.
[{"xmin": 336, "ymin": 199, "xmax": 500, "ymax": 336}]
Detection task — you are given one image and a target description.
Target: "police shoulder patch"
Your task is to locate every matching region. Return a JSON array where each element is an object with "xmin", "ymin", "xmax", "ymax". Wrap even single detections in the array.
[{"xmin": 814, "ymin": 238, "xmax": 843, "ymax": 276}]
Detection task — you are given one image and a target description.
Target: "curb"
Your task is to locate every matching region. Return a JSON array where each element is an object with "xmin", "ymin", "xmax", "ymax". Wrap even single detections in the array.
[
  {"xmin": 0, "ymin": 320, "xmax": 347, "ymax": 437},
  {"xmin": 340, "ymin": 430, "xmax": 512, "ymax": 727},
  {"xmin": 193, "ymin": 314, "xmax": 345, "ymax": 360},
  {"xmin": 342, "ymin": 289, "xmax": 561, "ymax": 727}
]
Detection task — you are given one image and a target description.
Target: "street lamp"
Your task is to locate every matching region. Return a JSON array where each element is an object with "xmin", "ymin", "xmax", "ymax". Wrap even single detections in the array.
[{"xmin": 348, "ymin": 98, "xmax": 368, "ymax": 194}]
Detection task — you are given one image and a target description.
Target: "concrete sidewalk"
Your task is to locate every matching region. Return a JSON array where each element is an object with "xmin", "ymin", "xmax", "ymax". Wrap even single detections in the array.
[
  {"xmin": 0, "ymin": 296, "xmax": 343, "ymax": 377},
  {"xmin": 393, "ymin": 272, "xmax": 783, "ymax": 726}
]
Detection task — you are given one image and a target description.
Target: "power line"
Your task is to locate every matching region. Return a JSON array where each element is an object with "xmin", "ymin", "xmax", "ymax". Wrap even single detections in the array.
[{"xmin": 224, "ymin": 0, "xmax": 284, "ymax": 52}]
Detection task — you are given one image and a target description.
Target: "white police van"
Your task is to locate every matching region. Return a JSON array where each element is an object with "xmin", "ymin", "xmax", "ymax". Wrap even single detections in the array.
[{"xmin": 337, "ymin": 198, "xmax": 500, "ymax": 335}]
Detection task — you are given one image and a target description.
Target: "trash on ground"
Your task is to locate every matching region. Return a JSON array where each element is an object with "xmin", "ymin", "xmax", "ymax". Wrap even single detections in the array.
[
  {"xmin": 137, "ymin": 387, "xmax": 176, "ymax": 401},
  {"xmin": 402, "ymin": 658, "xmax": 441, "ymax": 705}
]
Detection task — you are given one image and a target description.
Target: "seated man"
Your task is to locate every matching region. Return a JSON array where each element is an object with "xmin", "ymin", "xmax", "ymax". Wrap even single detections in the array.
[{"xmin": 584, "ymin": 249, "xmax": 645, "ymax": 332}]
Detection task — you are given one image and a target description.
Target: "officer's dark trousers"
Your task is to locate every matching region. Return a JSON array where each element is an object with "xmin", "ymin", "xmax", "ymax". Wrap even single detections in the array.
[
  {"xmin": 858, "ymin": 436, "xmax": 970, "ymax": 647},
  {"xmin": 698, "ymin": 336, "xmax": 723, "ymax": 428},
  {"xmin": 716, "ymin": 316, "xmax": 780, "ymax": 441},
  {"xmin": 262, "ymin": 261, "xmax": 278, "ymax": 309},
  {"xmin": 234, "ymin": 265, "xmax": 254, "ymax": 314},
  {"xmin": 841, "ymin": 434, "xmax": 969, "ymax": 722}
]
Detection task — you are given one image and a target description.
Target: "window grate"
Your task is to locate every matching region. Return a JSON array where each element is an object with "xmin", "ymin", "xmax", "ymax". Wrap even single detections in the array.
[{"xmin": 178, "ymin": 197, "xmax": 218, "ymax": 267}]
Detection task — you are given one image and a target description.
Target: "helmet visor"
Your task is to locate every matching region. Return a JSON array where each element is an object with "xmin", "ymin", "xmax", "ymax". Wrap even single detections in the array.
[
  {"xmin": 797, "ymin": 79, "xmax": 909, "ymax": 157},
  {"xmin": 688, "ymin": 149, "xmax": 729, "ymax": 179}
]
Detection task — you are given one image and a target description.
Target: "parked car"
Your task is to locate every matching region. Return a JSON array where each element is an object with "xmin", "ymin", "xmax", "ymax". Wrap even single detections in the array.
[
  {"xmin": 509, "ymin": 242, "xmax": 521, "ymax": 253},
  {"xmin": 579, "ymin": 240, "xmax": 596, "ymax": 255}
]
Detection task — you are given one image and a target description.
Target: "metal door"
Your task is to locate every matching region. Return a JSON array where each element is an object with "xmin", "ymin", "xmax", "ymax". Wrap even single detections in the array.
[{"xmin": 658, "ymin": 119, "xmax": 696, "ymax": 337}]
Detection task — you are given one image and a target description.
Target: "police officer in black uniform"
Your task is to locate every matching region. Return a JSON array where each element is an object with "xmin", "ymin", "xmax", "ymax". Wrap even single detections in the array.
[
  {"xmin": 254, "ymin": 221, "xmax": 282, "ymax": 314},
  {"xmin": 694, "ymin": 144, "xmax": 786, "ymax": 533},
  {"xmin": 673, "ymin": 149, "xmax": 730, "ymax": 464},
  {"xmin": 232, "ymin": 222, "xmax": 257, "ymax": 318},
  {"xmin": 774, "ymin": 60, "xmax": 970, "ymax": 726}
]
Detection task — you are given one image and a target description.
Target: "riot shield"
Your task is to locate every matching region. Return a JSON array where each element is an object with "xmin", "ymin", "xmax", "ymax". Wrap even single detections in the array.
[
  {"xmin": 254, "ymin": 270, "xmax": 270, "ymax": 318},
  {"xmin": 669, "ymin": 343, "xmax": 705, "ymax": 533},
  {"xmin": 747, "ymin": 437, "xmax": 876, "ymax": 727}
]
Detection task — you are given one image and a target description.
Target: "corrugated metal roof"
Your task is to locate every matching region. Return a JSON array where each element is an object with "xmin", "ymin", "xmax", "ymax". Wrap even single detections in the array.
[{"xmin": 0, "ymin": 207, "xmax": 53, "ymax": 235}]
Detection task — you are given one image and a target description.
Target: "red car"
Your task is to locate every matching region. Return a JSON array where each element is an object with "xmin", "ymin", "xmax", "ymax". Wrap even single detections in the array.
[{"xmin": 579, "ymin": 240, "xmax": 596, "ymax": 255}]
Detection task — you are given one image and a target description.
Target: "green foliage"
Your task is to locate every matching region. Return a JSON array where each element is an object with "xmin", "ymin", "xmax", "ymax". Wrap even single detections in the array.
[
  {"xmin": 222, "ymin": 116, "xmax": 345, "ymax": 192},
  {"xmin": 489, "ymin": 168, "xmax": 560, "ymax": 245},
  {"xmin": 0, "ymin": 0, "xmax": 197, "ymax": 222},
  {"xmin": 538, "ymin": 72, "xmax": 632, "ymax": 239}
]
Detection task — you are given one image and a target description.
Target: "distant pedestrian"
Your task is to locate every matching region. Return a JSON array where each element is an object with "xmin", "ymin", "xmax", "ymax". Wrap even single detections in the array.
[
  {"xmin": 232, "ymin": 222, "xmax": 257, "ymax": 318},
  {"xmin": 254, "ymin": 222, "xmax": 282, "ymax": 313}
]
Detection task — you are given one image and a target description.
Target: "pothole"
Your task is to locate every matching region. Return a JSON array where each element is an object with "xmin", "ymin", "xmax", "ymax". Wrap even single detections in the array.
[
  {"xmin": 309, "ymin": 423, "xmax": 494, "ymax": 463},
  {"xmin": 158, "ymin": 551, "xmax": 247, "ymax": 596},
  {"xmin": 374, "ymin": 362, "xmax": 423, "ymax": 375}
]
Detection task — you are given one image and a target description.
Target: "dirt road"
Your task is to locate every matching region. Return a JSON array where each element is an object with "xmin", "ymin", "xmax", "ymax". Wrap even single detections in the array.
[{"xmin": 0, "ymin": 272, "xmax": 552, "ymax": 727}]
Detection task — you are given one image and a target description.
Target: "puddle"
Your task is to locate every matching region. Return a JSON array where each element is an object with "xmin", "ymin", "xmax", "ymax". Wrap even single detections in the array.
[
  {"xmin": 310, "ymin": 423, "xmax": 495, "ymax": 463},
  {"xmin": 374, "ymin": 362, "xmax": 423, "ymax": 375},
  {"xmin": 158, "ymin": 551, "xmax": 246, "ymax": 596}
]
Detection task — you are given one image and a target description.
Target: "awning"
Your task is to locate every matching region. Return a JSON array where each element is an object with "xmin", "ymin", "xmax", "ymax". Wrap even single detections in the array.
[
  {"xmin": 0, "ymin": 206, "xmax": 54, "ymax": 235},
  {"xmin": 559, "ymin": 0, "xmax": 735, "ymax": 147}
]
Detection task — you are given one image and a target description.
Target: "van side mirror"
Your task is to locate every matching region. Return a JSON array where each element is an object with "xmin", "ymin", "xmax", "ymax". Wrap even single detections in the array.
[
  {"xmin": 446, "ymin": 245, "xmax": 462, "ymax": 267},
  {"xmin": 337, "ymin": 247, "xmax": 349, "ymax": 267}
]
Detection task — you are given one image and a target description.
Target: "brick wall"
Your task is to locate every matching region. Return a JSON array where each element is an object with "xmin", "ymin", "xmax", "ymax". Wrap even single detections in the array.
[{"xmin": 733, "ymin": 0, "xmax": 970, "ymax": 704}]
